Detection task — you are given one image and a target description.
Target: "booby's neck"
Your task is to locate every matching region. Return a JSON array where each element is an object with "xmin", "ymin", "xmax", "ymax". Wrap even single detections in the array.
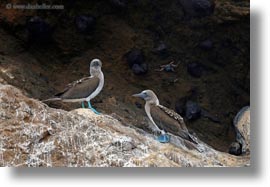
[
  {"xmin": 90, "ymin": 68, "xmax": 102, "ymax": 78},
  {"xmin": 144, "ymin": 98, "xmax": 159, "ymax": 118},
  {"xmin": 96, "ymin": 70, "xmax": 104, "ymax": 80},
  {"xmin": 87, "ymin": 70, "xmax": 104, "ymax": 101},
  {"xmin": 145, "ymin": 97, "xmax": 160, "ymax": 106},
  {"xmin": 144, "ymin": 99, "xmax": 161, "ymax": 133}
]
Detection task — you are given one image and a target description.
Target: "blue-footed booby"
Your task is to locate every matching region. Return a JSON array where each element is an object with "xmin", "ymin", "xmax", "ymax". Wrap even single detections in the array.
[
  {"xmin": 44, "ymin": 59, "xmax": 104, "ymax": 114},
  {"xmin": 133, "ymin": 90, "xmax": 198, "ymax": 147}
]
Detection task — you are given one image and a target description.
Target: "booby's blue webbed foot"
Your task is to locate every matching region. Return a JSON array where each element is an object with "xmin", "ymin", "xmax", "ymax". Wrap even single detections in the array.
[
  {"xmin": 87, "ymin": 101, "xmax": 100, "ymax": 115},
  {"xmin": 157, "ymin": 134, "xmax": 170, "ymax": 143},
  {"xmin": 90, "ymin": 107, "xmax": 100, "ymax": 115},
  {"xmin": 81, "ymin": 102, "xmax": 85, "ymax": 108}
]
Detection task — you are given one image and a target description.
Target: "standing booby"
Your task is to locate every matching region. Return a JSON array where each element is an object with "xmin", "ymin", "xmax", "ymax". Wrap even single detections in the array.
[
  {"xmin": 133, "ymin": 90, "xmax": 198, "ymax": 146},
  {"xmin": 44, "ymin": 59, "xmax": 104, "ymax": 114}
]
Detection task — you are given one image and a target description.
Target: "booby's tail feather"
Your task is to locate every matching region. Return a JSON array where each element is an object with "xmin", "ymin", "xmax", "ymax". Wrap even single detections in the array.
[
  {"xmin": 188, "ymin": 134, "xmax": 198, "ymax": 144},
  {"xmin": 184, "ymin": 140, "xmax": 197, "ymax": 149},
  {"xmin": 42, "ymin": 98, "xmax": 61, "ymax": 102}
]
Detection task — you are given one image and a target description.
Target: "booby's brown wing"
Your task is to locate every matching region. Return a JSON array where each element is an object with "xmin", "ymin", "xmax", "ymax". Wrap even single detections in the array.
[
  {"xmin": 150, "ymin": 105, "xmax": 197, "ymax": 143},
  {"xmin": 55, "ymin": 76, "xmax": 99, "ymax": 100}
]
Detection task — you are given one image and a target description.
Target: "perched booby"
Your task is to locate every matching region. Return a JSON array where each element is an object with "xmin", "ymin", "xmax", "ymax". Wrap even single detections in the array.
[
  {"xmin": 133, "ymin": 90, "xmax": 198, "ymax": 147},
  {"xmin": 44, "ymin": 59, "xmax": 104, "ymax": 114}
]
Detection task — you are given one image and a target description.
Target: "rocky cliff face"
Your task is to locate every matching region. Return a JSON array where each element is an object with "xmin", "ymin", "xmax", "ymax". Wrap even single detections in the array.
[
  {"xmin": 0, "ymin": 0, "xmax": 250, "ymax": 152},
  {"xmin": 0, "ymin": 84, "xmax": 250, "ymax": 167},
  {"xmin": 0, "ymin": 0, "xmax": 250, "ymax": 166}
]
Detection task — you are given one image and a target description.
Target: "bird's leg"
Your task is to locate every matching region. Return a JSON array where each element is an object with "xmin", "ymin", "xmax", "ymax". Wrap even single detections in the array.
[
  {"xmin": 155, "ymin": 66, "xmax": 164, "ymax": 72},
  {"xmin": 174, "ymin": 61, "xmax": 181, "ymax": 67},
  {"xmin": 150, "ymin": 121, "xmax": 170, "ymax": 143},
  {"xmin": 87, "ymin": 101, "xmax": 100, "ymax": 115},
  {"xmin": 169, "ymin": 61, "xmax": 174, "ymax": 65},
  {"xmin": 81, "ymin": 101, "xmax": 85, "ymax": 108}
]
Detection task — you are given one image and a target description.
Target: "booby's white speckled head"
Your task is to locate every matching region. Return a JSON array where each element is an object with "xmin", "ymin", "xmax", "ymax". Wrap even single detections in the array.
[
  {"xmin": 90, "ymin": 59, "xmax": 102, "ymax": 76},
  {"xmin": 133, "ymin": 90, "xmax": 159, "ymax": 105}
]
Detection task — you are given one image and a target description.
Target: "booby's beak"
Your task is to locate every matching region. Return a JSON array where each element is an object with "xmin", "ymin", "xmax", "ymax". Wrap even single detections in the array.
[{"xmin": 132, "ymin": 93, "xmax": 145, "ymax": 99}]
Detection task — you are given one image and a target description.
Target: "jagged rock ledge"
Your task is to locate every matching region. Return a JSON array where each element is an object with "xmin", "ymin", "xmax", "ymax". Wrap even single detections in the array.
[{"xmin": 0, "ymin": 84, "xmax": 250, "ymax": 167}]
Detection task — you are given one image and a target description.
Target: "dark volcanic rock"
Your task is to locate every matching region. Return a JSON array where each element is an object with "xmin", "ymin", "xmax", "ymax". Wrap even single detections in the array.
[
  {"xmin": 125, "ymin": 49, "xmax": 144, "ymax": 68},
  {"xmin": 135, "ymin": 102, "xmax": 142, "ymax": 109},
  {"xmin": 140, "ymin": 63, "xmax": 148, "ymax": 72},
  {"xmin": 179, "ymin": 0, "xmax": 215, "ymax": 18},
  {"xmin": 132, "ymin": 63, "xmax": 148, "ymax": 75},
  {"xmin": 176, "ymin": 98, "xmax": 220, "ymax": 122},
  {"xmin": 193, "ymin": 0, "xmax": 215, "ymax": 17},
  {"xmin": 175, "ymin": 98, "xmax": 187, "ymax": 116},
  {"xmin": 187, "ymin": 62, "xmax": 203, "ymax": 78},
  {"xmin": 199, "ymin": 39, "xmax": 213, "ymax": 50},
  {"xmin": 124, "ymin": 49, "xmax": 148, "ymax": 75},
  {"xmin": 185, "ymin": 100, "xmax": 201, "ymax": 120},
  {"xmin": 201, "ymin": 110, "xmax": 221, "ymax": 123},
  {"xmin": 27, "ymin": 17, "xmax": 53, "ymax": 44},
  {"xmin": 75, "ymin": 15, "xmax": 96, "ymax": 34},
  {"xmin": 176, "ymin": 97, "xmax": 202, "ymax": 121},
  {"xmin": 153, "ymin": 42, "xmax": 168, "ymax": 58},
  {"xmin": 109, "ymin": 0, "xmax": 127, "ymax": 9},
  {"xmin": 229, "ymin": 142, "xmax": 242, "ymax": 156}
]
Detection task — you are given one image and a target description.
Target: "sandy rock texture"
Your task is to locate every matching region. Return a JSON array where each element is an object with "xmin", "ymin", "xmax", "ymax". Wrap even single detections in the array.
[
  {"xmin": 0, "ymin": 84, "xmax": 250, "ymax": 167},
  {"xmin": 233, "ymin": 106, "xmax": 250, "ymax": 154}
]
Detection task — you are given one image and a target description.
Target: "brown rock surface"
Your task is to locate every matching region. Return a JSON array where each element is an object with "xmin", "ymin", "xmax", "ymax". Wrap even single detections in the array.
[{"xmin": 0, "ymin": 84, "xmax": 250, "ymax": 167}]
